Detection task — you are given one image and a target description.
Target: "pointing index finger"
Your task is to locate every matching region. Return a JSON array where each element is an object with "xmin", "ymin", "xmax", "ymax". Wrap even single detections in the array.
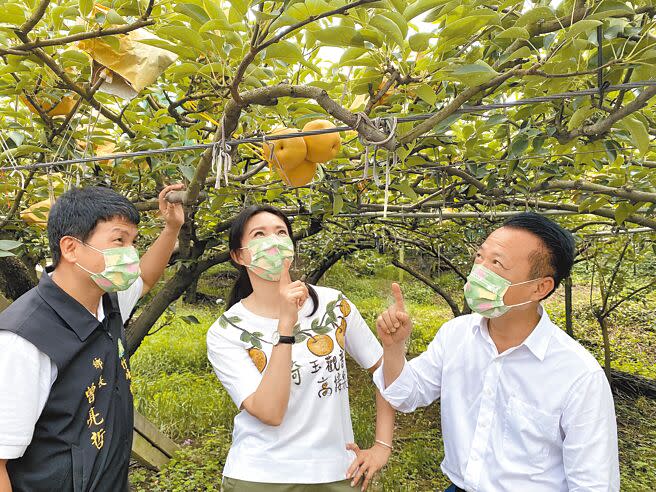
[{"xmin": 391, "ymin": 282, "xmax": 406, "ymax": 312}]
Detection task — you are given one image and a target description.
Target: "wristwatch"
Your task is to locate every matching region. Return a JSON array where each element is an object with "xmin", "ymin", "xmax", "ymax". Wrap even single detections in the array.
[{"xmin": 272, "ymin": 331, "xmax": 296, "ymax": 346}]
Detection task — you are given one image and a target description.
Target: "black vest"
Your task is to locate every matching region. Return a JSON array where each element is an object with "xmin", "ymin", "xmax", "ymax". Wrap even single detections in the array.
[{"xmin": 1, "ymin": 274, "xmax": 133, "ymax": 492}]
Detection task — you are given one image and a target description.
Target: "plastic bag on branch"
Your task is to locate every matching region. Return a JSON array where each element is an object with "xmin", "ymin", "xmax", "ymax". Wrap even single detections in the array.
[{"xmin": 78, "ymin": 29, "xmax": 178, "ymax": 100}]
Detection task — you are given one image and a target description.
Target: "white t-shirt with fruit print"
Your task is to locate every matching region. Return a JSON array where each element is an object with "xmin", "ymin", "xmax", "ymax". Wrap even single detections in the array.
[{"xmin": 206, "ymin": 285, "xmax": 383, "ymax": 484}]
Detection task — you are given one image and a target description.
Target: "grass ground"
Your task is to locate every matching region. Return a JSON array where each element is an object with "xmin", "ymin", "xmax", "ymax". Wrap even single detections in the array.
[{"xmin": 129, "ymin": 260, "xmax": 656, "ymax": 491}]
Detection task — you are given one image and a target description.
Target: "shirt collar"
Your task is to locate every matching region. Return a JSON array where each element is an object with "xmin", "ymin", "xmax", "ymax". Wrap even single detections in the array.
[
  {"xmin": 36, "ymin": 273, "xmax": 119, "ymax": 342},
  {"xmin": 521, "ymin": 305, "xmax": 555, "ymax": 361},
  {"xmin": 471, "ymin": 305, "xmax": 555, "ymax": 361}
]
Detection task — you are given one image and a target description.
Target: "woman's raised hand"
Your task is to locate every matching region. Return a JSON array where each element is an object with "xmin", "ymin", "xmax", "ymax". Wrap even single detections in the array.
[{"xmin": 278, "ymin": 260, "xmax": 308, "ymax": 332}]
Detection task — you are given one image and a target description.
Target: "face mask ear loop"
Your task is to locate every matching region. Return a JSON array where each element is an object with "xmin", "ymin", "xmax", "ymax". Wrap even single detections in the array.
[
  {"xmin": 509, "ymin": 277, "xmax": 543, "ymax": 287},
  {"xmin": 75, "ymin": 262, "xmax": 96, "ymax": 276},
  {"xmin": 505, "ymin": 299, "xmax": 535, "ymax": 309}
]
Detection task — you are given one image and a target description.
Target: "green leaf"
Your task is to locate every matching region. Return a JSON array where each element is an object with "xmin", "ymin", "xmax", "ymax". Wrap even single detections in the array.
[
  {"xmin": 251, "ymin": 338, "xmax": 262, "ymax": 349},
  {"xmin": 392, "ymin": 181, "xmax": 419, "ymax": 200},
  {"xmin": 175, "ymin": 4, "xmax": 211, "ymax": 24},
  {"xmin": 136, "ymin": 38, "xmax": 189, "ymax": 57},
  {"xmin": 617, "ymin": 116, "xmax": 650, "ymax": 156},
  {"xmin": 203, "ymin": 0, "xmax": 229, "ymax": 21},
  {"xmin": 308, "ymin": 26, "xmax": 365, "ymax": 48},
  {"xmin": 370, "ymin": 14, "xmax": 405, "ymax": 46},
  {"xmin": 494, "ymin": 26, "xmax": 529, "ymax": 40},
  {"xmin": 614, "ymin": 202, "xmax": 633, "ymax": 225},
  {"xmin": 515, "ymin": 6, "xmax": 555, "ymax": 27},
  {"xmin": 0, "ymin": 240, "xmax": 22, "ymax": 251},
  {"xmin": 390, "ymin": 0, "xmax": 408, "ymax": 13},
  {"xmin": 451, "ymin": 61, "xmax": 499, "ymax": 86},
  {"xmin": 79, "ymin": 0, "xmax": 93, "ymax": 17},
  {"xmin": 1, "ymin": 145, "xmax": 46, "ymax": 160},
  {"xmin": 240, "ymin": 331, "xmax": 251, "ymax": 343},
  {"xmin": 403, "ymin": 0, "xmax": 449, "ymax": 20},
  {"xmin": 509, "ymin": 135, "xmax": 529, "ymax": 157},
  {"xmin": 409, "ymin": 32, "xmax": 433, "ymax": 52},
  {"xmin": 414, "ymin": 83, "xmax": 437, "ymax": 105},
  {"xmin": 0, "ymin": 251, "xmax": 16, "ymax": 258},
  {"xmin": 0, "ymin": 2, "xmax": 26, "ymax": 24},
  {"xmin": 587, "ymin": 1, "xmax": 634, "ymax": 21},
  {"xmin": 567, "ymin": 106, "xmax": 595, "ymax": 131},
  {"xmin": 340, "ymin": 47, "xmax": 367, "ymax": 64},
  {"xmin": 199, "ymin": 18, "xmax": 237, "ymax": 33},
  {"xmin": 588, "ymin": 196, "xmax": 609, "ymax": 212},
  {"xmin": 101, "ymin": 35, "xmax": 121, "ymax": 52},
  {"xmin": 106, "ymin": 9, "xmax": 127, "ymax": 25},
  {"xmin": 563, "ymin": 20, "xmax": 602, "ymax": 41},
  {"xmin": 229, "ymin": 0, "xmax": 249, "ymax": 18},
  {"xmin": 179, "ymin": 164, "xmax": 196, "ymax": 181},
  {"xmin": 498, "ymin": 45, "xmax": 533, "ymax": 65},
  {"xmin": 181, "ymin": 315, "xmax": 200, "ymax": 324},
  {"xmin": 218, "ymin": 316, "xmax": 228, "ymax": 328},
  {"xmin": 381, "ymin": 11, "xmax": 408, "ymax": 40},
  {"xmin": 158, "ymin": 25, "xmax": 205, "ymax": 51},
  {"xmin": 265, "ymin": 41, "xmax": 320, "ymax": 73},
  {"xmin": 333, "ymin": 194, "xmax": 344, "ymax": 215},
  {"xmin": 438, "ymin": 10, "xmax": 500, "ymax": 52}
]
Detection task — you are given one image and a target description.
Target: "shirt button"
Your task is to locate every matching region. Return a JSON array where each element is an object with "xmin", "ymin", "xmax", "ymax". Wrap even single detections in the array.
[
  {"xmin": 471, "ymin": 454, "xmax": 478, "ymax": 461},
  {"xmin": 485, "ymin": 387, "xmax": 493, "ymax": 396}
]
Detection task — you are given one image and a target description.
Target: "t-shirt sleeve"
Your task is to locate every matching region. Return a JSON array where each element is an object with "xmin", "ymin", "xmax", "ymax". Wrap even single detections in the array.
[
  {"xmin": 206, "ymin": 322, "xmax": 263, "ymax": 410},
  {"xmin": 117, "ymin": 276, "xmax": 144, "ymax": 323},
  {"xmin": 343, "ymin": 298, "xmax": 383, "ymax": 370},
  {"xmin": 0, "ymin": 332, "xmax": 52, "ymax": 459}
]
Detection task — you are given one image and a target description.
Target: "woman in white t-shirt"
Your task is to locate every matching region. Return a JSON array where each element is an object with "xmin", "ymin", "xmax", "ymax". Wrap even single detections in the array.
[{"xmin": 207, "ymin": 205, "xmax": 395, "ymax": 492}]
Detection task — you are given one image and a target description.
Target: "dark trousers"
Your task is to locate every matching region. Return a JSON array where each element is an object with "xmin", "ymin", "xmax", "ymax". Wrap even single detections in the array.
[{"xmin": 445, "ymin": 484, "xmax": 466, "ymax": 492}]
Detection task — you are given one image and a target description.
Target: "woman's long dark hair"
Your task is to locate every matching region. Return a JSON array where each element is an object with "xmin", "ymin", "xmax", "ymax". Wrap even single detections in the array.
[{"xmin": 226, "ymin": 205, "xmax": 319, "ymax": 316}]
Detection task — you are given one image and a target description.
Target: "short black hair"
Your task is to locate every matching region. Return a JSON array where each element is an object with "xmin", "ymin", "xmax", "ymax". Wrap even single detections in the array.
[
  {"xmin": 502, "ymin": 212, "xmax": 575, "ymax": 299},
  {"xmin": 47, "ymin": 186, "xmax": 140, "ymax": 266}
]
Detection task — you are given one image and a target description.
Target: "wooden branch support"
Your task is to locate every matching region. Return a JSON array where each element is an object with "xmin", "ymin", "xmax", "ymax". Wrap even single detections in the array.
[{"xmin": 131, "ymin": 410, "xmax": 180, "ymax": 470}]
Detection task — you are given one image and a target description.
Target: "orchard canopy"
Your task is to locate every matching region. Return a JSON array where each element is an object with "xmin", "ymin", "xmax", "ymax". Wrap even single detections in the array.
[{"xmin": 0, "ymin": 0, "xmax": 655, "ymax": 353}]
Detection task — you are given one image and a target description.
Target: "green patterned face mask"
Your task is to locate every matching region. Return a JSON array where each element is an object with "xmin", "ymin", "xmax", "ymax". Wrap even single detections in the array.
[
  {"xmin": 241, "ymin": 234, "xmax": 294, "ymax": 282},
  {"xmin": 75, "ymin": 240, "xmax": 141, "ymax": 293},
  {"xmin": 464, "ymin": 264, "xmax": 539, "ymax": 318}
]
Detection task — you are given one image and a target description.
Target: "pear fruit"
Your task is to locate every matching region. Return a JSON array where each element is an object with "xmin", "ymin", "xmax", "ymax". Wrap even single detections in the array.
[{"xmin": 302, "ymin": 120, "xmax": 341, "ymax": 163}]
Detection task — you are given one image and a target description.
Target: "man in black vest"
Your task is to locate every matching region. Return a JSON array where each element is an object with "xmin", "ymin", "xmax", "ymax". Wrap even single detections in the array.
[{"xmin": 0, "ymin": 184, "xmax": 185, "ymax": 492}]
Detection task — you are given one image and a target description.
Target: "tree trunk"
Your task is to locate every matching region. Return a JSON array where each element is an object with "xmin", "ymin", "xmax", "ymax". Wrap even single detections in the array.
[
  {"xmin": 183, "ymin": 276, "xmax": 200, "ymax": 304},
  {"xmin": 304, "ymin": 244, "xmax": 373, "ymax": 285},
  {"xmin": 596, "ymin": 315, "xmax": 612, "ymax": 386},
  {"xmin": 126, "ymin": 264, "xmax": 201, "ymax": 356},
  {"xmin": 0, "ymin": 256, "xmax": 38, "ymax": 300},
  {"xmin": 392, "ymin": 259, "xmax": 461, "ymax": 317},
  {"xmin": 564, "ymin": 276, "xmax": 574, "ymax": 337}
]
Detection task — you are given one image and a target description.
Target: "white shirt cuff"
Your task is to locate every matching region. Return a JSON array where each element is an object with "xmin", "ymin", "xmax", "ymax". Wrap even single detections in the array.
[
  {"xmin": 0, "ymin": 443, "xmax": 28, "ymax": 459},
  {"xmin": 373, "ymin": 359, "xmax": 412, "ymax": 395}
]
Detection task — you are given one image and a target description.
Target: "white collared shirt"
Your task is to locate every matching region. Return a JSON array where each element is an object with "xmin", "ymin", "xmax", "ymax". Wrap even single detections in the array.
[{"xmin": 373, "ymin": 307, "xmax": 620, "ymax": 492}]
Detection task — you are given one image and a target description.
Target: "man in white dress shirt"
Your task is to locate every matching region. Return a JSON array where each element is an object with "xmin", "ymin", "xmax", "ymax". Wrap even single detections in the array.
[{"xmin": 373, "ymin": 212, "xmax": 619, "ymax": 491}]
